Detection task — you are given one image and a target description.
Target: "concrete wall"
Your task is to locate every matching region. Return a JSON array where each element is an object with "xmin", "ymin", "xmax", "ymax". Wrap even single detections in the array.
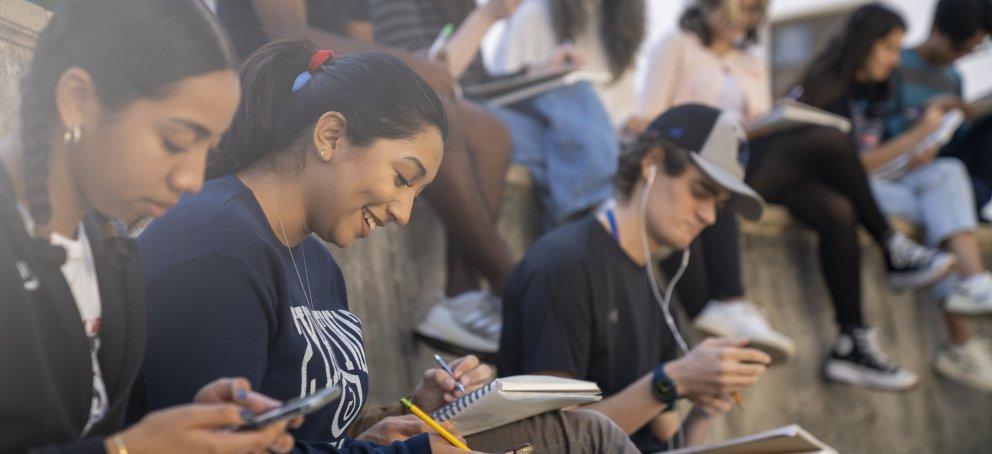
[
  {"xmin": 2, "ymin": 1, "xmax": 991, "ymax": 452},
  {"xmin": 0, "ymin": 0, "xmax": 46, "ymax": 137}
]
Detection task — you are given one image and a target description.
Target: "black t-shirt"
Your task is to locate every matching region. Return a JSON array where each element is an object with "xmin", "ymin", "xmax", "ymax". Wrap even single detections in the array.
[
  {"xmin": 216, "ymin": 0, "xmax": 371, "ymax": 62},
  {"xmin": 497, "ymin": 215, "xmax": 681, "ymax": 452}
]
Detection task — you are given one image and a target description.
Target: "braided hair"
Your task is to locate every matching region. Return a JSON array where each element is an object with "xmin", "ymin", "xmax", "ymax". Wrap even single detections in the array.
[{"xmin": 18, "ymin": 0, "xmax": 236, "ymax": 262}]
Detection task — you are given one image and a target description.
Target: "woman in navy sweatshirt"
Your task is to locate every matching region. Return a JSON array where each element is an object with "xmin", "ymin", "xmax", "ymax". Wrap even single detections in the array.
[
  {"xmin": 132, "ymin": 37, "xmax": 638, "ymax": 453},
  {"xmin": 132, "ymin": 39, "xmax": 455, "ymax": 453}
]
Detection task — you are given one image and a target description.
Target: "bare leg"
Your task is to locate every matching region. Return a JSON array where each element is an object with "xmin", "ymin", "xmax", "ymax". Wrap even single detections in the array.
[
  {"xmin": 941, "ymin": 232, "xmax": 983, "ymax": 345},
  {"xmin": 426, "ymin": 98, "xmax": 513, "ymax": 297},
  {"xmin": 945, "ymin": 231, "xmax": 984, "ymax": 277}
]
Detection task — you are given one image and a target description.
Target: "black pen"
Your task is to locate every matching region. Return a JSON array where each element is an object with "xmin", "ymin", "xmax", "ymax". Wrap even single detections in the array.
[{"xmin": 433, "ymin": 353, "xmax": 465, "ymax": 393}]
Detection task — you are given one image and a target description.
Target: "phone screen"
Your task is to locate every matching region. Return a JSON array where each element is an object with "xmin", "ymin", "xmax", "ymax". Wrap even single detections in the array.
[{"xmin": 239, "ymin": 384, "xmax": 343, "ymax": 431}]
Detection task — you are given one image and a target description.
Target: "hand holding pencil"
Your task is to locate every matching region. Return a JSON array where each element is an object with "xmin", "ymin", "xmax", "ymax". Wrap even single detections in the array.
[{"xmin": 411, "ymin": 354, "xmax": 494, "ymax": 413}]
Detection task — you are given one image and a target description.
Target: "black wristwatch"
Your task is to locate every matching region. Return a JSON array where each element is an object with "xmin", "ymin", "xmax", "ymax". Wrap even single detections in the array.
[{"xmin": 651, "ymin": 363, "xmax": 679, "ymax": 411}]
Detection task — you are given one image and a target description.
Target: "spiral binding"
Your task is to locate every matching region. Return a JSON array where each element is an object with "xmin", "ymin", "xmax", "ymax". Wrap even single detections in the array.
[{"xmin": 432, "ymin": 380, "xmax": 498, "ymax": 422}]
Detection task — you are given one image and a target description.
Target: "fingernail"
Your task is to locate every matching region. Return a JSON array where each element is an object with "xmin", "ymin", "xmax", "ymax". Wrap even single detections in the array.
[
  {"xmin": 236, "ymin": 388, "xmax": 248, "ymax": 401},
  {"xmin": 240, "ymin": 408, "xmax": 255, "ymax": 422}
]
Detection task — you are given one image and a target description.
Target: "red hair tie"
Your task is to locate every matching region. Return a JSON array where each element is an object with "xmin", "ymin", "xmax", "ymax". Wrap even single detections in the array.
[{"xmin": 308, "ymin": 49, "xmax": 335, "ymax": 74}]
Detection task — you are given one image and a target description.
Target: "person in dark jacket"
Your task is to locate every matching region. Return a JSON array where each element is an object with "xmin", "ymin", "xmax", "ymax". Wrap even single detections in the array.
[{"xmin": 0, "ymin": 0, "xmax": 297, "ymax": 452}]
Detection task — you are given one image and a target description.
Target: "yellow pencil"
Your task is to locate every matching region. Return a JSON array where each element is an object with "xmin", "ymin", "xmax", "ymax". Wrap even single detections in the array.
[
  {"xmin": 399, "ymin": 397, "xmax": 471, "ymax": 451},
  {"xmin": 732, "ymin": 391, "xmax": 744, "ymax": 409}
]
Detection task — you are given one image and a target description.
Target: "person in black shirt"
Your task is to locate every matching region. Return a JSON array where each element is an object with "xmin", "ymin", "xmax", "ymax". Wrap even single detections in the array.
[{"xmin": 499, "ymin": 104, "xmax": 772, "ymax": 452}]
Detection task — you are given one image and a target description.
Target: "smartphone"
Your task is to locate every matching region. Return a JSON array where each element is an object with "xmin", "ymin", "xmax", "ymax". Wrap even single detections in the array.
[{"xmin": 239, "ymin": 384, "xmax": 342, "ymax": 431}]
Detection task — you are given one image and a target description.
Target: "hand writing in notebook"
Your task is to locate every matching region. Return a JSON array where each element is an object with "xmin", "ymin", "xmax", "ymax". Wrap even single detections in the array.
[{"xmin": 412, "ymin": 354, "xmax": 495, "ymax": 413}]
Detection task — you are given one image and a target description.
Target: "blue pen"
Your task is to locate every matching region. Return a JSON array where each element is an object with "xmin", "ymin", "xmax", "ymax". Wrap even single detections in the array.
[{"xmin": 433, "ymin": 353, "xmax": 465, "ymax": 393}]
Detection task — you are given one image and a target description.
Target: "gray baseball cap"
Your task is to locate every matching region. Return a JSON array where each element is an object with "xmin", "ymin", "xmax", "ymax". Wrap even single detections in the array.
[{"xmin": 644, "ymin": 104, "xmax": 765, "ymax": 220}]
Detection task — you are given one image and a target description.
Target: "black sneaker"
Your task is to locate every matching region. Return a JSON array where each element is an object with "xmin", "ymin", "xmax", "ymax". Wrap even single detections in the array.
[
  {"xmin": 884, "ymin": 231, "xmax": 955, "ymax": 291},
  {"xmin": 823, "ymin": 327, "xmax": 919, "ymax": 392}
]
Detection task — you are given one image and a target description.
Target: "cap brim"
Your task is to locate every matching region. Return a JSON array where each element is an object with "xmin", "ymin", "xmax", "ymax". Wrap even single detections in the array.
[{"xmin": 689, "ymin": 153, "xmax": 765, "ymax": 220}]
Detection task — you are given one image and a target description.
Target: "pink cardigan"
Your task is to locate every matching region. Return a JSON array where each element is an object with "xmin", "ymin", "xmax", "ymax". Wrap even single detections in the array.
[{"xmin": 637, "ymin": 30, "xmax": 772, "ymax": 126}]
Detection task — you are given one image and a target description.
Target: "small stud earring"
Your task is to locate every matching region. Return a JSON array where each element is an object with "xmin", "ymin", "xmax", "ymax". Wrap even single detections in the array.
[{"xmin": 62, "ymin": 125, "xmax": 81, "ymax": 147}]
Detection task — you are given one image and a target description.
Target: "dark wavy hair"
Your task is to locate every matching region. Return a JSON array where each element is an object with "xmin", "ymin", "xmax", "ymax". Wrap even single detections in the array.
[
  {"xmin": 933, "ymin": 0, "xmax": 992, "ymax": 51},
  {"xmin": 550, "ymin": 0, "xmax": 645, "ymax": 81},
  {"xmin": 794, "ymin": 3, "xmax": 906, "ymax": 109},
  {"xmin": 19, "ymin": 0, "xmax": 236, "ymax": 253},
  {"xmin": 680, "ymin": 0, "xmax": 766, "ymax": 48},
  {"xmin": 207, "ymin": 40, "xmax": 448, "ymax": 179},
  {"xmin": 613, "ymin": 132, "xmax": 692, "ymax": 199}
]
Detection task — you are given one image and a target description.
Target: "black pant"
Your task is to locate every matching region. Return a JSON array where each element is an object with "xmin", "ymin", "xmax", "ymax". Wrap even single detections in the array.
[
  {"xmin": 660, "ymin": 205, "xmax": 743, "ymax": 320},
  {"xmin": 942, "ymin": 114, "xmax": 992, "ymax": 213},
  {"xmin": 742, "ymin": 126, "xmax": 893, "ymax": 331}
]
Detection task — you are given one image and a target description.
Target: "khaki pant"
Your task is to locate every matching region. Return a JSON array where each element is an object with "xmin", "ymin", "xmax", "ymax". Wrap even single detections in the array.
[{"xmin": 350, "ymin": 405, "xmax": 639, "ymax": 453}]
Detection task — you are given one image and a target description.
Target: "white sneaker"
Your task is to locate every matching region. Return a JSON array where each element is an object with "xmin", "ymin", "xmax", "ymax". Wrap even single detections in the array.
[
  {"xmin": 981, "ymin": 199, "xmax": 992, "ymax": 223},
  {"xmin": 945, "ymin": 273, "xmax": 992, "ymax": 316},
  {"xmin": 693, "ymin": 300, "xmax": 796, "ymax": 365},
  {"xmin": 414, "ymin": 290, "xmax": 501, "ymax": 356},
  {"xmin": 935, "ymin": 338, "xmax": 992, "ymax": 392}
]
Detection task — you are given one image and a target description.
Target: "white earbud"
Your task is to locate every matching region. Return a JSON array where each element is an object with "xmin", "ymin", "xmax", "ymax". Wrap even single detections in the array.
[{"xmin": 647, "ymin": 164, "xmax": 657, "ymax": 187}]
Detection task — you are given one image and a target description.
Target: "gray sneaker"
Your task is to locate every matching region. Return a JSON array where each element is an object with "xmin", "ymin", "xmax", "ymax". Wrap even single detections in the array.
[{"xmin": 414, "ymin": 290, "xmax": 501, "ymax": 358}]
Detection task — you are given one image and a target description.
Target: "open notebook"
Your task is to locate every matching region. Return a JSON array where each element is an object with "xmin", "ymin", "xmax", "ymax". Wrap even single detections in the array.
[
  {"xmin": 431, "ymin": 375, "xmax": 601, "ymax": 436},
  {"xmin": 747, "ymin": 99, "xmax": 852, "ymax": 138},
  {"xmin": 462, "ymin": 67, "xmax": 611, "ymax": 108},
  {"xmin": 661, "ymin": 424, "xmax": 837, "ymax": 454},
  {"xmin": 871, "ymin": 108, "xmax": 964, "ymax": 180}
]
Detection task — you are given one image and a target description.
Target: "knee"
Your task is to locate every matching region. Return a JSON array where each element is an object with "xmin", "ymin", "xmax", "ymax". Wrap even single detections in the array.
[
  {"xmin": 561, "ymin": 409, "xmax": 632, "ymax": 451},
  {"xmin": 815, "ymin": 198, "xmax": 859, "ymax": 235},
  {"xmin": 806, "ymin": 126, "xmax": 854, "ymax": 157},
  {"xmin": 931, "ymin": 157, "xmax": 969, "ymax": 181}
]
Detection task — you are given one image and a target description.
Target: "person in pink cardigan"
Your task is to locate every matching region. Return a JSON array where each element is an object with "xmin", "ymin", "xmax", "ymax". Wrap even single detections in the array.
[{"xmin": 629, "ymin": 0, "xmax": 956, "ymax": 392}]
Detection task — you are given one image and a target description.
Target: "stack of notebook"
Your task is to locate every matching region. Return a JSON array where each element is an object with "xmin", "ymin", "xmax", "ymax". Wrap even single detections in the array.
[{"xmin": 431, "ymin": 375, "xmax": 601, "ymax": 435}]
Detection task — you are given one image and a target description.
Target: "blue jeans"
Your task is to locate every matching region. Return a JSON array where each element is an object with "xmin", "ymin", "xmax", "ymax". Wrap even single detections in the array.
[{"xmin": 490, "ymin": 82, "xmax": 618, "ymax": 228}]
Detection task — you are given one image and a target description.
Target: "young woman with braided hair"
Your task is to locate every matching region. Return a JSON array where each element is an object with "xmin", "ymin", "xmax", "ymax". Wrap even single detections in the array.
[{"xmin": 0, "ymin": 0, "xmax": 299, "ymax": 452}]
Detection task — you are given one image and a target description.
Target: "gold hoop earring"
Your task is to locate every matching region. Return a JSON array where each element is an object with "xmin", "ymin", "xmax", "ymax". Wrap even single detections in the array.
[{"xmin": 62, "ymin": 125, "xmax": 81, "ymax": 147}]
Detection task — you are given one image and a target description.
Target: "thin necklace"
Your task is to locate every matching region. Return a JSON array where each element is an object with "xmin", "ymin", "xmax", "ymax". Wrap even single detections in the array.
[{"xmin": 263, "ymin": 181, "xmax": 315, "ymax": 311}]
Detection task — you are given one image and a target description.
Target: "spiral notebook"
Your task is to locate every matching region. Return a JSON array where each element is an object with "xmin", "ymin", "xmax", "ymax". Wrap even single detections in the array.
[{"xmin": 431, "ymin": 375, "xmax": 602, "ymax": 435}]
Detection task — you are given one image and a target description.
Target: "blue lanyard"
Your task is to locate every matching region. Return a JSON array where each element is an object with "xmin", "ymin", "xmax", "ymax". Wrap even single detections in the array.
[{"xmin": 605, "ymin": 209, "xmax": 620, "ymax": 243}]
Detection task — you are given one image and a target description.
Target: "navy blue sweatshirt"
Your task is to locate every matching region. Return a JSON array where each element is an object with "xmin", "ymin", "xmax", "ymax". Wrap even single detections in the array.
[{"xmin": 129, "ymin": 175, "xmax": 428, "ymax": 453}]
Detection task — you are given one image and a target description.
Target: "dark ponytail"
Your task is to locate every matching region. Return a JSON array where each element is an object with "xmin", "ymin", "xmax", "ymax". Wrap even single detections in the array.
[
  {"xmin": 19, "ymin": 0, "xmax": 236, "ymax": 251},
  {"xmin": 208, "ymin": 40, "xmax": 449, "ymax": 179}
]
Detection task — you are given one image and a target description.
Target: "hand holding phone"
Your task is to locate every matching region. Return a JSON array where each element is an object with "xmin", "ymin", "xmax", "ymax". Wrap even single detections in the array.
[{"xmin": 239, "ymin": 384, "xmax": 342, "ymax": 431}]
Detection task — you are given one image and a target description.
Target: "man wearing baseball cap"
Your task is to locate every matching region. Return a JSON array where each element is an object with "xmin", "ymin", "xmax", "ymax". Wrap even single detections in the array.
[{"xmin": 496, "ymin": 104, "xmax": 771, "ymax": 451}]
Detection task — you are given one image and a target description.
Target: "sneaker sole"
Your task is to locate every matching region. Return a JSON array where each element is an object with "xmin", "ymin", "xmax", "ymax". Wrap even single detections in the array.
[
  {"xmin": 413, "ymin": 332, "xmax": 498, "ymax": 363},
  {"xmin": 822, "ymin": 360, "xmax": 918, "ymax": 392},
  {"xmin": 943, "ymin": 303, "xmax": 992, "ymax": 318},
  {"xmin": 889, "ymin": 256, "xmax": 956, "ymax": 292},
  {"xmin": 694, "ymin": 324, "xmax": 794, "ymax": 366},
  {"xmin": 934, "ymin": 358, "xmax": 992, "ymax": 393}
]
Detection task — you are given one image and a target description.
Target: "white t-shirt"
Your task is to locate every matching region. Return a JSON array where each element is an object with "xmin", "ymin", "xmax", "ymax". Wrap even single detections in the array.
[
  {"xmin": 717, "ymin": 70, "xmax": 748, "ymax": 125},
  {"xmin": 18, "ymin": 207, "xmax": 107, "ymax": 435}
]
